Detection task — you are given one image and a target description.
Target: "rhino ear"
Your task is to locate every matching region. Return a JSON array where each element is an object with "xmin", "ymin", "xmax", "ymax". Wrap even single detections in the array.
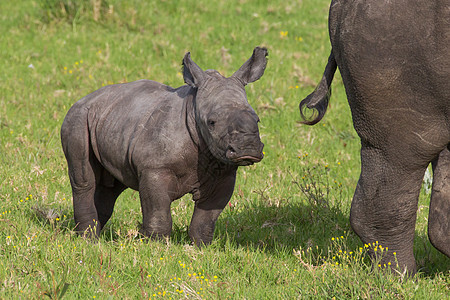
[
  {"xmin": 232, "ymin": 47, "xmax": 268, "ymax": 85},
  {"xmin": 182, "ymin": 52, "xmax": 206, "ymax": 88}
]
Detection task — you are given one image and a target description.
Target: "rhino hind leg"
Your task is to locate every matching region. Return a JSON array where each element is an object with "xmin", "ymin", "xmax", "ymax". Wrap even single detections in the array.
[
  {"xmin": 350, "ymin": 145, "xmax": 426, "ymax": 275},
  {"xmin": 94, "ymin": 171, "xmax": 126, "ymax": 230},
  {"xmin": 428, "ymin": 148, "xmax": 450, "ymax": 257},
  {"xmin": 64, "ymin": 142, "xmax": 102, "ymax": 237},
  {"xmin": 70, "ymin": 164, "xmax": 100, "ymax": 238}
]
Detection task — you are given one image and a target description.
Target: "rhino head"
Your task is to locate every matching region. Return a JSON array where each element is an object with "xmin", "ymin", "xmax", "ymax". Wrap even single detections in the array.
[{"xmin": 183, "ymin": 47, "xmax": 267, "ymax": 166}]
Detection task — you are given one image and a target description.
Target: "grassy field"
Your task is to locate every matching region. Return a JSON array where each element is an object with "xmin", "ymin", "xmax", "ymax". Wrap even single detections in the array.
[{"xmin": 0, "ymin": 0, "xmax": 448, "ymax": 298}]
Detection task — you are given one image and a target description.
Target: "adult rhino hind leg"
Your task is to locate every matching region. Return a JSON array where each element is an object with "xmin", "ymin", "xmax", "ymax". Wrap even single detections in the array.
[
  {"xmin": 350, "ymin": 145, "xmax": 426, "ymax": 275},
  {"xmin": 428, "ymin": 148, "xmax": 450, "ymax": 257}
]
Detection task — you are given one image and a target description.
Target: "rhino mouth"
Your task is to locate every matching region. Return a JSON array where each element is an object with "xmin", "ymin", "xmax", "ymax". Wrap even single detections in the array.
[
  {"xmin": 232, "ymin": 155, "xmax": 263, "ymax": 166},
  {"xmin": 226, "ymin": 147, "xmax": 263, "ymax": 166}
]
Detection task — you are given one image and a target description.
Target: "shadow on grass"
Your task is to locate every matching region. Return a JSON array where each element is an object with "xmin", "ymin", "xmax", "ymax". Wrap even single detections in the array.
[
  {"xmin": 217, "ymin": 200, "xmax": 449, "ymax": 275},
  {"xmin": 413, "ymin": 233, "xmax": 450, "ymax": 276},
  {"xmin": 217, "ymin": 201, "xmax": 352, "ymax": 252},
  {"xmin": 29, "ymin": 196, "xmax": 448, "ymax": 277},
  {"xmin": 215, "ymin": 200, "xmax": 357, "ymax": 266}
]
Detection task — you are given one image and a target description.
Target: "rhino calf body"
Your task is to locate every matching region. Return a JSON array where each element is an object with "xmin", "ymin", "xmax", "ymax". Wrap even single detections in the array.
[{"xmin": 61, "ymin": 47, "xmax": 268, "ymax": 245}]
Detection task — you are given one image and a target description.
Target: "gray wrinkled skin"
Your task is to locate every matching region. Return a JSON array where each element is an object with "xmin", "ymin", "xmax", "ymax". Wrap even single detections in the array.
[
  {"xmin": 300, "ymin": 0, "xmax": 449, "ymax": 274},
  {"xmin": 61, "ymin": 47, "xmax": 268, "ymax": 246}
]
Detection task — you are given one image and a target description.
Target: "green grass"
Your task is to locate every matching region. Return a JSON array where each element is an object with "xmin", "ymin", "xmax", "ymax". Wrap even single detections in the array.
[{"xmin": 1, "ymin": 0, "xmax": 448, "ymax": 298}]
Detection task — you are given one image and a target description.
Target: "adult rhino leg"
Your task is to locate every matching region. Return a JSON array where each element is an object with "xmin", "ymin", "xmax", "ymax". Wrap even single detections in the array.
[
  {"xmin": 94, "ymin": 171, "xmax": 126, "ymax": 230},
  {"xmin": 428, "ymin": 148, "xmax": 450, "ymax": 257},
  {"xmin": 350, "ymin": 145, "xmax": 426, "ymax": 275},
  {"xmin": 138, "ymin": 171, "xmax": 173, "ymax": 239},
  {"xmin": 189, "ymin": 175, "xmax": 236, "ymax": 246}
]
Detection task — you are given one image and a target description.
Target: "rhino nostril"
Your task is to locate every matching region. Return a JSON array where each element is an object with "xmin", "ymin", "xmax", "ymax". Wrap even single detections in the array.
[{"xmin": 226, "ymin": 146, "xmax": 237, "ymax": 159}]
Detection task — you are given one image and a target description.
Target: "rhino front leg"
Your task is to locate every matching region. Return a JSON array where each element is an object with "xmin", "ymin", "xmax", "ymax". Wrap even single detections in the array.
[
  {"xmin": 189, "ymin": 175, "xmax": 236, "ymax": 246},
  {"xmin": 428, "ymin": 148, "xmax": 450, "ymax": 257},
  {"xmin": 350, "ymin": 145, "xmax": 426, "ymax": 275},
  {"xmin": 138, "ymin": 171, "xmax": 174, "ymax": 239}
]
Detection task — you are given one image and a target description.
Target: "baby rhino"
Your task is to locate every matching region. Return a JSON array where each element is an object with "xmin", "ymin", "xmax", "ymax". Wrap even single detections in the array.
[{"xmin": 61, "ymin": 47, "xmax": 267, "ymax": 245}]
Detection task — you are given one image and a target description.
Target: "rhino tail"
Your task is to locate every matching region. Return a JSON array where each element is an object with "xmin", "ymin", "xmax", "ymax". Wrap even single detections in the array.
[{"xmin": 299, "ymin": 50, "xmax": 337, "ymax": 125}]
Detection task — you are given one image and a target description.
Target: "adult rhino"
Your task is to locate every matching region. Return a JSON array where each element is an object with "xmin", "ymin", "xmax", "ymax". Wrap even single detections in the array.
[
  {"xmin": 61, "ymin": 47, "xmax": 267, "ymax": 246},
  {"xmin": 300, "ymin": 1, "xmax": 449, "ymax": 274}
]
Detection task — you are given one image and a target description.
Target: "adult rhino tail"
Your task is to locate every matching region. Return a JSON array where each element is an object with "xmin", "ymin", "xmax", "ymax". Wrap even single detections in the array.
[{"xmin": 299, "ymin": 51, "xmax": 337, "ymax": 125}]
